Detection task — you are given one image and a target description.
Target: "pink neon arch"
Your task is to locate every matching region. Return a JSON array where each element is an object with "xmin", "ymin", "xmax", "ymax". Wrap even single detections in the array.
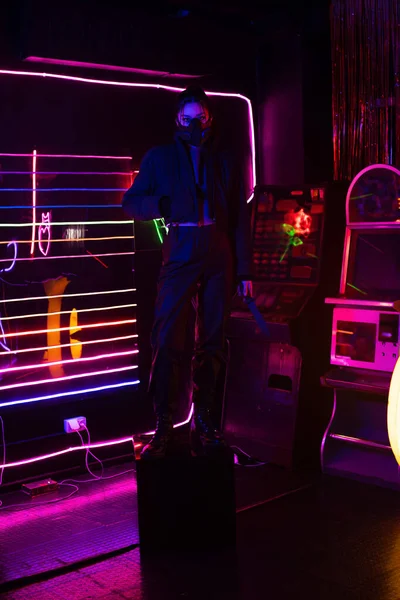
[{"xmin": 0, "ymin": 68, "xmax": 256, "ymax": 202}]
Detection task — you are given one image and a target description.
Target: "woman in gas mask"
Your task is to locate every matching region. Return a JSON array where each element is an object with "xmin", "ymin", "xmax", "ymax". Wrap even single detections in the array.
[{"xmin": 122, "ymin": 86, "xmax": 253, "ymax": 458}]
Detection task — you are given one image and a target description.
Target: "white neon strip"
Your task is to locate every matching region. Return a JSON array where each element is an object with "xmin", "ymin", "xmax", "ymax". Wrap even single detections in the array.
[
  {"xmin": 0, "ymin": 364, "xmax": 138, "ymax": 393},
  {"xmin": 0, "ymin": 251, "xmax": 134, "ymax": 264},
  {"xmin": 0, "ymin": 302, "xmax": 137, "ymax": 322},
  {"xmin": 30, "ymin": 149, "xmax": 37, "ymax": 254},
  {"xmin": 142, "ymin": 404, "xmax": 194, "ymax": 436},
  {"xmin": 0, "ymin": 221, "xmax": 134, "ymax": 227},
  {"xmin": 1, "ymin": 318, "xmax": 136, "ymax": 339},
  {"xmin": 0, "ymin": 287, "xmax": 136, "ymax": 305},
  {"xmin": 0, "ymin": 379, "xmax": 140, "ymax": 410},
  {"xmin": 0, "ymin": 349, "xmax": 138, "ymax": 376},
  {"xmin": 0, "ymin": 333, "xmax": 138, "ymax": 357}
]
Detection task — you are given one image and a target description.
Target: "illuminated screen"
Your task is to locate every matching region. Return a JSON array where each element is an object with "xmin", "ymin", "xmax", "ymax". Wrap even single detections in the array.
[
  {"xmin": 0, "ymin": 152, "xmax": 139, "ymax": 409},
  {"xmin": 346, "ymin": 231, "xmax": 400, "ymax": 300}
]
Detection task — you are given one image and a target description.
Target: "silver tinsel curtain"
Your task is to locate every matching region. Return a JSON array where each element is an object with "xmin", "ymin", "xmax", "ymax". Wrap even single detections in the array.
[{"xmin": 331, "ymin": 0, "xmax": 400, "ymax": 180}]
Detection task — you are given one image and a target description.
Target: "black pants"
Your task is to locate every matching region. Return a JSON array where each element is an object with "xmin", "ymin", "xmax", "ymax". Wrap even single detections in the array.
[{"xmin": 150, "ymin": 224, "xmax": 233, "ymax": 416}]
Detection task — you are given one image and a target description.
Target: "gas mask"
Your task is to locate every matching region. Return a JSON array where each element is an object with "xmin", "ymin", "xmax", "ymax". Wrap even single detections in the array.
[{"xmin": 176, "ymin": 117, "xmax": 212, "ymax": 147}]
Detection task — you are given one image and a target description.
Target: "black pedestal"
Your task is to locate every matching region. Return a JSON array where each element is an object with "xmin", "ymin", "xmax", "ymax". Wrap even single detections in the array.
[{"xmin": 135, "ymin": 444, "xmax": 236, "ymax": 552}]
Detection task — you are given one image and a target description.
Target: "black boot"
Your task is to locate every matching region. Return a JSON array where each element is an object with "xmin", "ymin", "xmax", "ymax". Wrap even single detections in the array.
[
  {"xmin": 190, "ymin": 406, "xmax": 226, "ymax": 455},
  {"xmin": 140, "ymin": 413, "xmax": 173, "ymax": 459}
]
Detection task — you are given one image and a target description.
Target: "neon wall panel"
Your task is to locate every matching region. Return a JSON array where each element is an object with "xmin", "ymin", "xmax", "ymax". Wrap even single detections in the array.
[{"xmin": 0, "ymin": 152, "xmax": 138, "ymax": 409}]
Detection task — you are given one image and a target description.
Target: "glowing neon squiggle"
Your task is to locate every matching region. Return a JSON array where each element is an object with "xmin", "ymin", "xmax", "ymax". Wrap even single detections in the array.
[
  {"xmin": 0, "ymin": 379, "xmax": 140, "ymax": 410},
  {"xmin": 0, "ymin": 348, "xmax": 138, "ymax": 375},
  {"xmin": 30, "ymin": 149, "xmax": 37, "ymax": 255},
  {"xmin": 38, "ymin": 211, "xmax": 51, "ymax": 256},
  {"xmin": 0, "ymin": 364, "xmax": 138, "ymax": 393},
  {"xmin": 0, "ymin": 242, "xmax": 17, "ymax": 273}
]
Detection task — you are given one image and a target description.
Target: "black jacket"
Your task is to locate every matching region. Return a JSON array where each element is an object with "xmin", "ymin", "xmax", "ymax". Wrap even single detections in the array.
[{"xmin": 122, "ymin": 138, "xmax": 253, "ymax": 279}]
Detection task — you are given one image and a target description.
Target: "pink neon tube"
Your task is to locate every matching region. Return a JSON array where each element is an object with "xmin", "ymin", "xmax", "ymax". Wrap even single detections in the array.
[
  {"xmin": 0, "ymin": 333, "xmax": 138, "ymax": 357},
  {"xmin": 30, "ymin": 149, "xmax": 37, "ymax": 255},
  {"xmin": 0, "ymin": 152, "xmax": 132, "ymax": 159},
  {"xmin": 0, "ymin": 348, "xmax": 138, "ymax": 376},
  {"xmin": 0, "ymin": 69, "xmax": 256, "ymax": 199},
  {"xmin": 0, "ymin": 405, "xmax": 194, "ymax": 469},
  {"xmin": 0, "ymin": 287, "xmax": 136, "ymax": 305},
  {"xmin": 0, "ymin": 364, "xmax": 138, "ymax": 393}
]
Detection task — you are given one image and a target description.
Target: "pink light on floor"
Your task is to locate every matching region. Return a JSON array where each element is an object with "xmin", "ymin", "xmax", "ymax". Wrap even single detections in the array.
[
  {"xmin": 24, "ymin": 56, "xmax": 202, "ymax": 79},
  {"xmin": 30, "ymin": 149, "xmax": 37, "ymax": 255},
  {"xmin": 0, "ymin": 69, "xmax": 256, "ymax": 201},
  {"xmin": 38, "ymin": 211, "xmax": 51, "ymax": 256}
]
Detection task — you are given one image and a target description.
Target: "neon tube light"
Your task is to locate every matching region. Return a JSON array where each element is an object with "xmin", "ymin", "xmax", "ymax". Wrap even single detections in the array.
[
  {"xmin": 0, "ymin": 333, "xmax": 138, "ymax": 357},
  {"xmin": 0, "ymin": 364, "xmax": 138, "ymax": 393},
  {"xmin": 0, "ymin": 349, "xmax": 139, "ymax": 376},
  {"xmin": 0, "ymin": 188, "xmax": 133, "ymax": 191},
  {"xmin": 0, "ymin": 171, "xmax": 136, "ymax": 175},
  {"xmin": 1, "ymin": 318, "xmax": 136, "ymax": 340},
  {"xmin": 0, "ymin": 287, "xmax": 136, "ymax": 305},
  {"xmin": 0, "ymin": 152, "xmax": 132, "ymax": 159},
  {"xmin": 0, "ymin": 241, "xmax": 17, "ymax": 273},
  {"xmin": 0, "ymin": 69, "xmax": 256, "ymax": 199},
  {"xmin": 0, "ymin": 251, "xmax": 134, "ymax": 264},
  {"xmin": 0, "ymin": 220, "xmax": 134, "ymax": 227},
  {"xmin": 0, "ymin": 379, "xmax": 140, "ymax": 410},
  {"xmin": 0, "ymin": 236, "xmax": 134, "ymax": 244},
  {"xmin": 30, "ymin": 149, "xmax": 37, "ymax": 255},
  {"xmin": 0, "ymin": 302, "xmax": 137, "ymax": 322},
  {"xmin": 0, "ymin": 404, "xmax": 193, "ymax": 468}
]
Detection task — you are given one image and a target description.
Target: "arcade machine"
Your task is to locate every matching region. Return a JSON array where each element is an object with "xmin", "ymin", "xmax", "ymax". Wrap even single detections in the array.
[
  {"xmin": 222, "ymin": 184, "xmax": 327, "ymax": 467},
  {"xmin": 321, "ymin": 164, "xmax": 400, "ymax": 488}
]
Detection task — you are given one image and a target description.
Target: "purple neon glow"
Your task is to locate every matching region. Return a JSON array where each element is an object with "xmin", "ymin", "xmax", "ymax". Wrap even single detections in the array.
[
  {"xmin": 25, "ymin": 56, "xmax": 202, "ymax": 79},
  {"xmin": 38, "ymin": 211, "xmax": 51, "ymax": 256},
  {"xmin": 0, "ymin": 348, "xmax": 139, "ymax": 376},
  {"xmin": 0, "ymin": 403, "xmax": 193, "ymax": 468},
  {"xmin": 0, "ymin": 364, "xmax": 138, "ymax": 394},
  {"xmin": 0, "ymin": 378, "xmax": 140, "ymax": 411},
  {"xmin": 0, "ymin": 69, "xmax": 256, "ymax": 200}
]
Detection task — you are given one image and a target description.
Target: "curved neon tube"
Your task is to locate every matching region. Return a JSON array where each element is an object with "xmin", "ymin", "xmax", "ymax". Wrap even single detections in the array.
[
  {"xmin": 0, "ymin": 69, "xmax": 256, "ymax": 199},
  {"xmin": 0, "ymin": 242, "xmax": 17, "ymax": 273},
  {"xmin": 388, "ymin": 356, "xmax": 400, "ymax": 465}
]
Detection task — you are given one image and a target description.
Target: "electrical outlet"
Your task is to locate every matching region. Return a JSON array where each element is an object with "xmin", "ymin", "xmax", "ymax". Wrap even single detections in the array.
[{"xmin": 64, "ymin": 416, "xmax": 87, "ymax": 434}]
